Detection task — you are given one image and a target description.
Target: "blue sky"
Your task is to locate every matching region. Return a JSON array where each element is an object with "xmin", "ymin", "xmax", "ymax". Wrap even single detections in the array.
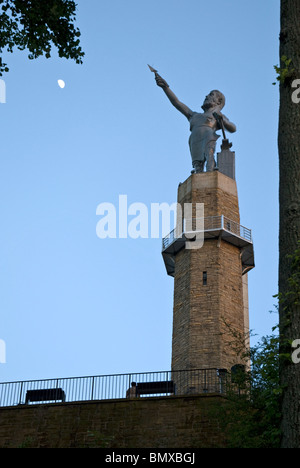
[{"xmin": 0, "ymin": 0, "xmax": 280, "ymax": 382}]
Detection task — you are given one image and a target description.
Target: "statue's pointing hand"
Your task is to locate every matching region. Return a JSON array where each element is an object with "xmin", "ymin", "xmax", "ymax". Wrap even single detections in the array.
[{"xmin": 155, "ymin": 74, "xmax": 169, "ymax": 89}]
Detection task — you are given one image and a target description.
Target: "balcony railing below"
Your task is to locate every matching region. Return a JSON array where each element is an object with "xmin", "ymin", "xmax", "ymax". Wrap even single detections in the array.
[
  {"xmin": 0, "ymin": 368, "xmax": 228, "ymax": 407},
  {"xmin": 162, "ymin": 215, "xmax": 252, "ymax": 252},
  {"xmin": 161, "ymin": 215, "xmax": 254, "ymax": 277}
]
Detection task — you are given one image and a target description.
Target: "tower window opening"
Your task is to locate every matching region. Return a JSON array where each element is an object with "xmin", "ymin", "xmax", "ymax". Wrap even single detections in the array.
[{"xmin": 203, "ymin": 271, "xmax": 207, "ymax": 286}]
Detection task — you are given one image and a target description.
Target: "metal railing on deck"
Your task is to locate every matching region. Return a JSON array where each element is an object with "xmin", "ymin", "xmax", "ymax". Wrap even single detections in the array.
[
  {"xmin": 0, "ymin": 368, "xmax": 227, "ymax": 407},
  {"xmin": 162, "ymin": 215, "xmax": 252, "ymax": 251}
]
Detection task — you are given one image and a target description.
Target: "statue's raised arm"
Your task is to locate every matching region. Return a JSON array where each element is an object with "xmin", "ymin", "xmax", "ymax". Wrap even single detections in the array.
[
  {"xmin": 154, "ymin": 72, "xmax": 194, "ymax": 121},
  {"xmin": 149, "ymin": 65, "xmax": 237, "ymax": 173}
]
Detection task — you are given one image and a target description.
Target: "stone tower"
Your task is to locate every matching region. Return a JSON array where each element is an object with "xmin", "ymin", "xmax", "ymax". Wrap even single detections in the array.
[{"xmin": 162, "ymin": 146, "xmax": 254, "ymax": 385}]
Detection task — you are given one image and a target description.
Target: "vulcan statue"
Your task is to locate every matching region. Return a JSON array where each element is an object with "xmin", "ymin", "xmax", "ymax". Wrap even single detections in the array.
[{"xmin": 149, "ymin": 66, "xmax": 236, "ymax": 173}]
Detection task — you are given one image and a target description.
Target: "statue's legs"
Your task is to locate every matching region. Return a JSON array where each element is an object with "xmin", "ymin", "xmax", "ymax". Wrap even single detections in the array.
[
  {"xmin": 192, "ymin": 160, "xmax": 205, "ymax": 173},
  {"xmin": 206, "ymin": 148, "xmax": 216, "ymax": 172}
]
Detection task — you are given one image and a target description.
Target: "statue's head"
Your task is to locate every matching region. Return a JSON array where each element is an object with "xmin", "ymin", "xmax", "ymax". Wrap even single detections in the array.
[{"xmin": 202, "ymin": 90, "xmax": 225, "ymax": 111}]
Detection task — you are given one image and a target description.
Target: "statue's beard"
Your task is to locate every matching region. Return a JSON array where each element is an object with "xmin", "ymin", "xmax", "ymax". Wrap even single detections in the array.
[{"xmin": 202, "ymin": 101, "xmax": 214, "ymax": 111}]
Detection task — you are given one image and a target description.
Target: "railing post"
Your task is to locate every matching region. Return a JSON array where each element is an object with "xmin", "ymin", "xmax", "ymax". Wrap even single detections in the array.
[
  {"xmin": 91, "ymin": 376, "xmax": 95, "ymax": 401},
  {"xmin": 19, "ymin": 382, "xmax": 23, "ymax": 405}
]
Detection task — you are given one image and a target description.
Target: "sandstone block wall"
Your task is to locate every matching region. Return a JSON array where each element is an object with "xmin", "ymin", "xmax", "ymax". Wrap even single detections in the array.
[{"xmin": 0, "ymin": 395, "xmax": 227, "ymax": 448}]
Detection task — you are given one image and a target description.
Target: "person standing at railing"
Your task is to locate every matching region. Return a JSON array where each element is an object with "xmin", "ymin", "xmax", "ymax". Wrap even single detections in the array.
[{"xmin": 126, "ymin": 382, "xmax": 137, "ymax": 398}]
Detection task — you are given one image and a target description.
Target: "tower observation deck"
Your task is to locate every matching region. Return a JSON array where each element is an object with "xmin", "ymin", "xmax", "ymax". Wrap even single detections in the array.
[{"xmin": 162, "ymin": 214, "xmax": 254, "ymax": 278}]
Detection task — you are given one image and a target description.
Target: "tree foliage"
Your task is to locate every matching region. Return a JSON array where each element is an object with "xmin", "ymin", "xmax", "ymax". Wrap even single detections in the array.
[
  {"xmin": 0, "ymin": 0, "xmax": 84, "ymax": 75},
  {"xmin": 217, "ymin": 329, "xmax": 281, "ymax": 448},
  {"xmin": 220, "ymin": 243, "xmax": 300, "ymax": 448},
  {"xmin": 273, "ymin": 55, "xmax": 296, "ymax": 85}
]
